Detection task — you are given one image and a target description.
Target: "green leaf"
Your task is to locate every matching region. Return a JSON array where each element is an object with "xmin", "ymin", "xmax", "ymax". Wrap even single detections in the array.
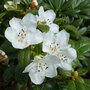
[
  {"xmin": 72, "ymin": 19, "xmax": 83, "ymax": 27},
  {"xmin": 68, "ymin": 39, "xmax": 75, "ymax": 48},
  {"xmin": 81, "ymin": 9, "xmax": 90, "ymax": 15},
  {"xmin": 0, "ymin": 34, "xmax": 4, "ymax": 38},
  {"xmin": 78, "ymin": 1, "xmax": 88, "ymax": 9},
  {"xmin": 49, "ymin": 0, "xmax": 63, "ymax": 10},
  {"xmin": 33, "ymin": 85, "xmax": 41, "ymax": 90},
  {"xmin": 41, "ymin": 82, "xmax": 59, "ymax": 90},
  {"xmin": 3, "ymin": 66, "xmax": 16, "ymax": 82},
  {"xmin": 75, "ymin": 41, "xmax": 90, "ymax": 50},
  {"xmin": 60, "ymin": 70, "xmax": 72, "ymax": 77},
  {"xmin": 79, "ymin": 27, "xmax": 87, "ymax": 35},
  {"xmin": 75, "ymin": 77, "xmax": 85, "ymax": 90},
  {"xmin": 63, "ymin": 9, "xmax": 80, "ymax": 16},
  {"xmin": 23, "ymin": 0, "xmax": 31, "ymax": 6},
  {"xmin": 0, "ymin": 41, "xmax": 18, "ymax": 53},
  {"xmin": 63, "ymin": 25, "xmax": 79, "ymax": 39},
  {"xmin": 33, "ymin": 43, "xmax": 42, "ymax": 55},
  {"xmin": 84, "ymin": 79, "xmax": 90, "ymax": 90},
  {"xmin": 72, "ymin": 59, "xmax": 79, "ymax": 68},
  {"xmin": 37, "ymin": 24, "xmax": 50, "ymax": 33},
  {"xmin": 78, "ymin": 45, "xmax": 90, "ymax": 55},
  {"xmin": 15, "ymin": 65, "xmax": 28, "ymax": 85},
  {"xmin": 67, "ymin": 80, "xmax": 76, "ymax": 90},
  {"xmin": 62, "ymin": 0, "xmax": 74, "ymax": 10},
  {"xmin": 77, "ymin": 68, "xmax": 88, "ymax": 76},
  {"xmin": 37, "ymin": 0, "xmax": 43, "ymax": 4},
  {"xmin": 77, "ymin": 77, "xmax": 85, "ymax": 84},
  {"xmin": 18, "ymin": 47, "xmax": 31, "ymax": 68},
  {"xmin": 54, "ymin": 17, "xmax": 68, "ymax": 25},
  {"xmin": 0, "ymin": 12, "xmax": 7, "ymax": 19}
]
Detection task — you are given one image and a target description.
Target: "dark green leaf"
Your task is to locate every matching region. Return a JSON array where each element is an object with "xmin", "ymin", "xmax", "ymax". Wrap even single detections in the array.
[
  {"xmin": 0, "ymin": 12, "xmax": 7, "ymax": 19},
  {"xmin": 75, "ymin": 77, "xmax": 85, "ymax": 90},
  {"xmin": 33, "ymin": 85, "xmax": 41, "ymax": 90},
  {"xmin": 3, "ymin": 66, "xmax": 16, "ymax": 82},
  {"xmin": 63, "ymin": 25, "xmax": 79, "ymax": 39},
  {"xmin": 62, "ymin": 0, "xmax": 74, "ymax": 10},
  {"xmin": 67, "ymin": 80, "xmax": 76, "ymax": 90},
  {"xmin": 37, "ymin": 24, "xmax": 50, "ymax": 33},
  {"xmin": 79, "ymin": 27, "xmax": 87, "ymax": 35},
  {"xmin": 77, "ymin": 68, "xmax": 88, "ymax": 76},
  {"xmin": 60, "ymin": 70, "xmax": 72, "ymax": 77},
  {"xmin": 18, "ymin": 47, "xmax": 31, "ymax": 68},
  {"xmin": 75, "ymin": 41, "xmax": 90, "ymax": 50},
  {"xmin": 84, "ymin": 79, "xmax": 90, "ymax": 90},
  {"xmin": 15, "ymin": 65, "xmax": 28, "ymax": 85},
  {"xmin": 78, "ymin": 45, "xmax": 90, "ymax": 55}
]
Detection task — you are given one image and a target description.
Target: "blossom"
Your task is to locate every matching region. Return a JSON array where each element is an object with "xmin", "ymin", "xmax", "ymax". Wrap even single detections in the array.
[
  {"xmin": 5, "ymin": 13, "xmax": 43, "ymax": 49},
  {"xmin": 37, "ymin": 6, "xmax": 59, "ymax": 33},
  {"xmin": 4, "ymin": 0, "xmax": 21, "ymax": 10},
  {"xmin": 23, "ymin": 55, "xmax": 59, "ymax": 85},
  {"xmin": 43, "ymin": 30, "xmax": 77, "ymax": 70}
]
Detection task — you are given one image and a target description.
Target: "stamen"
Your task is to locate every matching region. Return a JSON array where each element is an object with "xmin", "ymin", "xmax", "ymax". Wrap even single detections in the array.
[{"xmin": 18, "ymin": 29, "xmax": 26, "ymax": 42}]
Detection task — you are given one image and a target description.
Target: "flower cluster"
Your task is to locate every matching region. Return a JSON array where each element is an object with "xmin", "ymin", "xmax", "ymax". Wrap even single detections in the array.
[{"xmin": 5, "ymin": 6, "xmax": 77, "ymax": 85}]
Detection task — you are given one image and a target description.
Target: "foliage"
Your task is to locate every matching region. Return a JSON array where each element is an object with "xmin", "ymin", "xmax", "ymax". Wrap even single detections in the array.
[{"xmin": 0, "ymin": 0, "xmax": 90, "ymax": 90}]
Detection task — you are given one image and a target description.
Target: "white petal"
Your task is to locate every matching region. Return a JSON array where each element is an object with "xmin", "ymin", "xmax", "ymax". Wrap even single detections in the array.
[
  {"xmin": 9, "ymin": 17, "xmax": 22, "ymax": 31},
  {"xmin": 5, "ymin": 27, "xmax": 17, "ymax": 42},
  {"xmin": 23, "ymin": 62, "xmax": 36, "ymax": 73},
  {"xmin": 44, "ymin": 10, "xmax": 56, "ymax": 23},
  {"xmin": 56, "ymin": 30, "xmax": 70, "ymax": 46},
  {"xmin": 43, "ymin": 55, "xmax": 59, "ymax": 77},
  {"xmin": 44, "ymin": 55, "xmax": 60, "ymax": 64},
  {"xmin": 27, "ymin": 29, "xmax": 43, "ymax": 45},
  {"xmin": 29, "ymin": 66, "xmax": 45, "ymax": 85},
  {"xmin": 38, "ymin": 6, "xmax": 45, "ymax": 21},
  {"xmin": 58, "ymin": 62, "xmax": 72, "ymax": 70},
  {"xmin": 49, "ymin": 23, "xmax": 59, "ymax": 33},
  {"xmin": 11, "ymin": 41, "xmax": 29, "ymax": 49},
  {"xmin": 61, "ymin": 47, "xmax": 77, "ymax": 63},
  {"xmin": 42, "ymin": 32, "xmax": 55, "ymax": 54},
  {"xmin": 45, "ymin": 64, "xmax": 57, "ymax": 78},
  {"xmin": 22, "ymin": 13, "xmax": 37, "ymax": 31}
]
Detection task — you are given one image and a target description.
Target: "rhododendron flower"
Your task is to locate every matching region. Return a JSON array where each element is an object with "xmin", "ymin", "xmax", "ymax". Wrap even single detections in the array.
[
  {"xmin": 23, "ymin": 55, "xmax": 59, "ymax": 84},
  {"xmin": 43, "ymin": 30, "xmax": 77, "ymax": 70},
  {"xmin": 5, "ymin": 13, "xmax": 43, "ymax": 49},
  {"xmin": 37, "ymin": 6, "xmax": 59, "ymax": 33}
]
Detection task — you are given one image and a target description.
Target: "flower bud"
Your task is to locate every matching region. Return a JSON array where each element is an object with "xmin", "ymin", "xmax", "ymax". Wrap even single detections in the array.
[
  {"xmin": 0, "ymin": 50, "xmax": 9, "ymax": 65},
  {"xmin": 72, "ymin": 71, "xmax": 78, "ymax": 80},
  {"xmin": 31, "ymin": 0, "xmax": 38, "ymax": 10}
]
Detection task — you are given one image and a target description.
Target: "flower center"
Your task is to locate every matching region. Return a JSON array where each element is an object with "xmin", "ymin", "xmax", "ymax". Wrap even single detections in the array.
[
  {"xmin": 37, "ymin": 62, "xmax": 48, "ymax": 72},
  {"xmin": 18, "ymin": 29, "xmax": 26, "ymax": 42},
  {"xmin": 58, "ymin": 54, "xmax": 68, "ymax": 62},
  {"xmin": 46, "ymin": 19, "xmax": 52, "ymax": 25},
  {"xmin": 50, "ymin": 42, "xmax": 60, "ymax": 54}
]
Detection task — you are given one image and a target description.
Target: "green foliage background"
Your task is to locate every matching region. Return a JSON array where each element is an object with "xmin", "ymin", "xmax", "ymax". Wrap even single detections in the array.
[{"xmin": 0, "ymin": 0, "xmax": 90, "ymax": 90}]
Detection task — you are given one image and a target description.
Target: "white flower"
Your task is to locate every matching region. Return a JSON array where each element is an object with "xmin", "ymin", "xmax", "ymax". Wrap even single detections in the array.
[
  {"xmin": 37, "ymin": 6, "xmax": 59, "ymax": 33},
  {"xmin": 5, "ymin": 13, "xmax": 43, "ymax": 49},
  {"xmin": 4, "ymin": 0, "xmax": 21, "ymax": 10},
  {"xmin": 43, "ymin": 30, "xmax": 77, "ymax": 70},
  {"xmin": 57, "ymin": 47, "xmax": 77, "ymax": 70},
  {"xmin": 23, "ymin": 55, "xmax": 59, "ymax": 85}
]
